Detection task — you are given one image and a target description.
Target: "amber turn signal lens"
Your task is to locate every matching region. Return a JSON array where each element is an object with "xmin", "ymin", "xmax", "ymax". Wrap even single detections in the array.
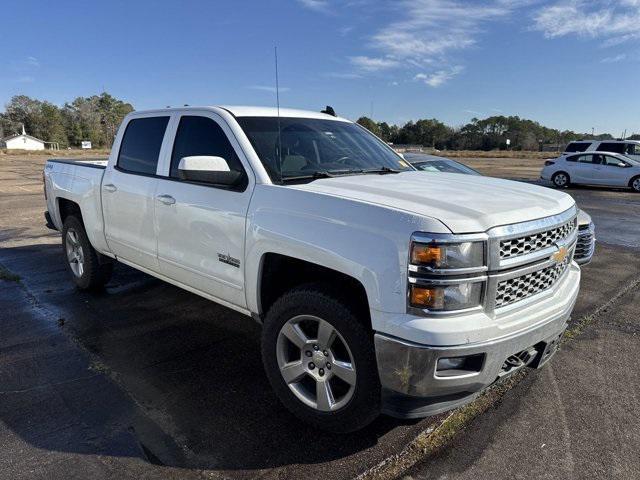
[
  {"xmin": 411, "ymin": 244, "xmax": 442, "ymax": 266},
  {"xmin": 410, "ymin": 285, "xmax": 444, "ymax": 308}
]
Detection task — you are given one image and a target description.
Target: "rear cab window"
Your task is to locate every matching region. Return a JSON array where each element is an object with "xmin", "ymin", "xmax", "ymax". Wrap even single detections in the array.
[{"xmin": 117, "ymin": 116, "xmax": 170, "ymax": 175}]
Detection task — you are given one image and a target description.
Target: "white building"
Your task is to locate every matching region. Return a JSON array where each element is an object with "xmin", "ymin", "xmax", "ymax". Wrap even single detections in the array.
[{"xmin": 1, "ymin": 125, "xmax": 45, "ymax": 150}]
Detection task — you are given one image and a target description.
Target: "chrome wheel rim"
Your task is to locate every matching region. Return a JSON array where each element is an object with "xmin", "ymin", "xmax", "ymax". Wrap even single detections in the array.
[
  {"xmin": 633, "ymin": 178, "xmax": 640, "ymax": 191},
  {"xmin": 276, "ymin": 315, "xmax": 356, "ymax": 412},
  {"xmin": 555, "ymin": 174, "xmax": 567, "ymax": 186},
  {"xmin": 65, "ymin": 229, "xmax": 85, "ymax": 278}
]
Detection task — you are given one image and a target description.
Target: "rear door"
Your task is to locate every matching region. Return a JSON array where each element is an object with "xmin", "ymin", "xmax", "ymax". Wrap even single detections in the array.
[
  {"xmin": 102, "ymin": 115, "xmax": 171, "ymax": 270},
  {"xmin": 154, "ymin": 111, "xmax": 254, "ymax": 309}
]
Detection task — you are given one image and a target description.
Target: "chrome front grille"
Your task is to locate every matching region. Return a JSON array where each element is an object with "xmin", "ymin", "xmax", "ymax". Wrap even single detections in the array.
[
  {"xmin": 499, "ymin": 219, "xmax": 576, "ymax": 260},
  {"xmin": 495, "ymin": 256, "xmax": 571, "ymax": 308}
]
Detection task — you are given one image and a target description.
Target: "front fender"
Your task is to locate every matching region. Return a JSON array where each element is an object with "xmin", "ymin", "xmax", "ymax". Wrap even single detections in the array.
[{"xmin": 244, "ymin": 184, "xmax": 450, "ymax": 317}]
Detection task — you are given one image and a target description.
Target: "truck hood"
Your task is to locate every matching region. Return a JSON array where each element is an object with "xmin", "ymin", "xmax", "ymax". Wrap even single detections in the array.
[{"xmin": 290, "ymin": 171, "xmax": 575, "ymax": 233}]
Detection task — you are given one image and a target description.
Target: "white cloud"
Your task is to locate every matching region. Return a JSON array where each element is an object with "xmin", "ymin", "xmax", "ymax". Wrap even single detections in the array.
[
  {"xmin": 414, "ymin": 65, "xmax": 464, "ymax": 87},
  {"xmin": 532, "ymin": 0, "xmax": 640, "ymax": 45},
  {"xmin": 25, "ymin": 56, "xmax": 40, "ymax": 67},
  {"xmin": 248, "ymin": 85, "xmax": 291, "ymax": 93},
  {"xmin": 349, "ymin": 0, "xmax": 526, "ymax": 86},
  {"xmin": 16, "ymin": 76, "xmax": 35, "ymax": 83},
  {"xmin": 601, "ymin": 53, "xmax": 627, "ymax": 63},
  {"xmin": 297, "ymin": 0, "xmax": 331, "ymax": 12},
  {"xmin": 349, "ymin": 55, "xmax": 399, "ymax": 72},
  {"xmin": 324, "ymin": 72, "xmax": 363, "ymax": 79}
]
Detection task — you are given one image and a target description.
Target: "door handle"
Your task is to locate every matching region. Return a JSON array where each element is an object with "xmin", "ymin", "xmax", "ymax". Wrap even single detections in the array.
[
  {"xmin": 103, "ymin": 183, "xmax": 117, "ymax": 193},
  {"xmin": 156, "ymin": 194, "xmax": 176, "ymax": 205}
]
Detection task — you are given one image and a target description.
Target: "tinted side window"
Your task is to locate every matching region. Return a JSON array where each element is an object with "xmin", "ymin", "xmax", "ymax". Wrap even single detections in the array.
[
  {"xmin": 625, "ymin": 143, "xmax": 640, "ymax": 155},
  {"xmin": 603, "ymin": 156, "xmax": 626, "ymax": 167},
  {"xmin": 170, "ymin": 116, "xmax": 246, "ymax": 184},
  {"xmin": 599, "ymin": 142, "xmax": 625, "ymax": 154},
  {"xmin": 576, "ymin": 154, "xmax": 601, "ymax": 164},
  {"xmin": 565, "ymin": 142, "xmax": 590, "ymax": 152},
  {"xmin": 118, "ymin": 117, "xmax": 170, "ymax": 175}
]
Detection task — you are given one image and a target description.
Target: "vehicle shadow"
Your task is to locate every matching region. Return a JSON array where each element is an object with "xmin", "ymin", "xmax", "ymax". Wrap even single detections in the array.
[{"xmin": 0, "ymin": 243, "xmax": 422, "ymax": 474}]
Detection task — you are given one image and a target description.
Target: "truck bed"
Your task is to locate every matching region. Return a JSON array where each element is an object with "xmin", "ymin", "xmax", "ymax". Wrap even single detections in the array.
[{"xmin": 48, "ymin": 158, "xmax": 108, "ymax": 169}]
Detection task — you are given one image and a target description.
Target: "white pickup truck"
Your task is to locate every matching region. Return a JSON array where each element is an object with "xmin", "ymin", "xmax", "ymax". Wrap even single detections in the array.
[{"xmin": 43, "ymin": 106, "xmax": 581, "ymax": 432}]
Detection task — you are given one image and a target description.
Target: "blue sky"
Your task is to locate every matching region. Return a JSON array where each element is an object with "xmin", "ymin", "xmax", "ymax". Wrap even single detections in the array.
[{"xmin": 2, "ymin": 0, "xmax": 639, "ymax": 135}]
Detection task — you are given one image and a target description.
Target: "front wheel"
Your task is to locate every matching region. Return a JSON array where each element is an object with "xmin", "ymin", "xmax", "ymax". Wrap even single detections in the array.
[
  {"xmin": 62, "ymin": 215, "xmax": 113, "ymax": 290},
  {"xmin": 261, "ymin": 284, "xmax": 381, "ymax": 433},
  {"xmin": 631, "ymin": 176, "xmax": 640, "ymax": 193},
  {"xmin": 552, "ymin": 172, "xmax": 570, "ymax": 188}
]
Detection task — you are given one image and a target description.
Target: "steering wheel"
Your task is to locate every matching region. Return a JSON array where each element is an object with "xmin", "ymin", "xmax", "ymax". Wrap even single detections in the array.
[{"xmin": 334, "ymin": 156, "xmax": 351, "ymax": 165}]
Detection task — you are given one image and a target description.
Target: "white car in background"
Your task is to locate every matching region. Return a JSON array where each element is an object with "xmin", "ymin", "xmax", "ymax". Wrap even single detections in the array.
[
  {"xmin": 565, "ymin": 139, "xmax": 640, "ymax": 161},
  {"xmin": 541, "ymin": 151, "xmax": 640, "ymax": 192}
]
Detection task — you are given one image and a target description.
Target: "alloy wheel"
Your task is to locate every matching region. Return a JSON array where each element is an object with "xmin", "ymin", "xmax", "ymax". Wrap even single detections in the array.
[
  {"xmin": 276, "ymin": 315, "xmax": 357, "ymax": 412},
  {"xmin": 65, "ymin": 229, "xmax": 85, "ymax": 278}
]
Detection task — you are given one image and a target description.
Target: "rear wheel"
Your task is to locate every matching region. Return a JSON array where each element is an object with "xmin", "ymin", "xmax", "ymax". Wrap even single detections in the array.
[
  {"xmin": 62, "ymin": 216, "xmax": 113, "ymax": 290},
  {"xmin": 631, "ymin": 176, "xmax": 640, "ymax": 193},
  {"xmin": 552, "ymin": 172, "xmax": 570, "ymax": 188},
  {"xmin": 261, "ymin": 284, "xmax": 381, "ymax": 433}
]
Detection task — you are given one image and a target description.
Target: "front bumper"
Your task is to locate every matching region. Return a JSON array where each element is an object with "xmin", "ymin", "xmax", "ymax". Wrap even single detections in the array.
[
  {"xmin": 375, "ymin": 312, "xmax": 567, "ymax": 418},
  {"xmin": 374, "ymin": 264, "xmax": 579, "ymax": 418}
]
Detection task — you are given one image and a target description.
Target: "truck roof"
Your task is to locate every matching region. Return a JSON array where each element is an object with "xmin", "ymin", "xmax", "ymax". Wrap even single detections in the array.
[{"xmin": 130, "ymin": 105, "xmax": 350, "ymax": 122}]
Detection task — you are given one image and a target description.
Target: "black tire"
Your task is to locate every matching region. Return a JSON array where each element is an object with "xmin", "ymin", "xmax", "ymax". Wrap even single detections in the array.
[
  {"xmin": 552, "ymin": 171, "xmax": 570, "ymax": 188},
  {"xmin": 630, "ymin": 176, "xmax": 640, "ymax": 193},
  {"xmin": 261, "ymin": 283, "xmax": 381, "ymax": 433},
  {"xmin": 61, "ymin": 215, "xmax": 113, "ymax": 290}
]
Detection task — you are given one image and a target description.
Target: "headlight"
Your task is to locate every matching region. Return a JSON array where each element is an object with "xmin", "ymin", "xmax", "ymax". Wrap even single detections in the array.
[
  {"xmin": 409, "ymin": 281, "xmax": 483, "ymax": 311},
  {"xmin": 410, "ymin": 241, "xmax": 484, "ymax": 270}
]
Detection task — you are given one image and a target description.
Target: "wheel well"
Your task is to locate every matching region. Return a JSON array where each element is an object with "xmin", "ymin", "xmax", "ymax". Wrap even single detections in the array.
[
  {"xmin": 57, "ymin": 198, "xmax": 82, "ymax": 224},
  {"xmin": 259, "ymin": 253, "xmax": 371, "ymax": 327}
]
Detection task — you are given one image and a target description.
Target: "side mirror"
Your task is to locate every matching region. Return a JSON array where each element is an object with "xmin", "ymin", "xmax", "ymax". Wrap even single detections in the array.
[
  {"xmin": 618, "ymin": 162, "xmax": 628, "ymax": 168},
  {"xmin": 178, "ymin": 156, "xmax": 242, "ymax": 185}
]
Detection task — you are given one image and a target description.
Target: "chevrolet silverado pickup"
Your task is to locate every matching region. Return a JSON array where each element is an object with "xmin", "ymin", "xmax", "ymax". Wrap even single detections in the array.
[{"xmin": 43, "ymin": 106, "xmax": 581, "ymax": 432}]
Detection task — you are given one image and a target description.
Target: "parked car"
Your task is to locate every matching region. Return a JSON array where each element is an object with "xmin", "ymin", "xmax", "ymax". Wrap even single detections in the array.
[
  {"xmin": 405, "ymin": 153, "xmax": 596, "ymax": 264},
  {"xmin": 403, "ymin": 153, "xmax": 481, "ymax": 175},
  {"xmin": 564, "ymin": 139, "xmax": 640, "ymax": 161},
  {"xmin": 575, "ymin": 210, "xmax": 595, "ymax": 265},
  {"xmin": 541, "ymin": 151, "xmax": 640, "ymax": 192},
  {"xmin": 43, "ymin": 106, "xmax": 582, "ymax": 432}
]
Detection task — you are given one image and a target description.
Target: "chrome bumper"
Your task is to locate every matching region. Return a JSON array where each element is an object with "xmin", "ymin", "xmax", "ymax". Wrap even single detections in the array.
[{"xmin": 375, "ymin": 310, "xmax": 569, "ymax": 418}]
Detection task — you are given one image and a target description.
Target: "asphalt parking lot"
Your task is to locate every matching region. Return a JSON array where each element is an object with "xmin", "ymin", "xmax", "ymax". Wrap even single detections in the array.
[{"xmin": 1, "ymin": 154, "xmax": 639, "ymax": 479}]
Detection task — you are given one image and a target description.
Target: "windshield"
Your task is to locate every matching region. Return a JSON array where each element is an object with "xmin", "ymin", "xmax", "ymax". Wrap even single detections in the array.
[
  {"xmin": 412, "ymin": 159, "xmax": 481, "ymax": 175},
  {"xmin": 236, "ymin": 117, "xmax": 413, "ymax": 182}
]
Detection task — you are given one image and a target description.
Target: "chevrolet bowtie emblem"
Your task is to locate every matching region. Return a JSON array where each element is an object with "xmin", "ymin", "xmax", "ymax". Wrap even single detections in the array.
[{"xmin": 551, "ymin": 246, "xmax": 568, "ymax": 263}]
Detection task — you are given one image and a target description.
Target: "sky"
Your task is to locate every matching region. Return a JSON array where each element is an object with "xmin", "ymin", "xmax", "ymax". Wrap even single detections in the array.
[{"xmin": 2, "ymin": 0, "xmax": 639, "ymax": 135}]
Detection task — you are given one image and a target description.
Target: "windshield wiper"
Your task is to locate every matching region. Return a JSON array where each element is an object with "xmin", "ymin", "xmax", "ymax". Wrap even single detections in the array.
[
  {"xmin": 362, "ymin": 166, "xmax": 401, "ymax": 174},
  {"xmin": 280, "ymin": 170, "xmax": 337, "ymax": 182}
]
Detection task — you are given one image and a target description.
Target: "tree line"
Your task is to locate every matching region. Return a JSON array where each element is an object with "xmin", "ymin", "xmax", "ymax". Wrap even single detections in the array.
[
  {"xmin": 356, "ymin": 116, "xmax": 633, "ymax": 151},
  {"xmin": 0, "ymin": 93, "xmax": 134, "ymax": 148},
  {"xmin": 2, "ymin": 93, "xmax": 634, "ymax": 151}
]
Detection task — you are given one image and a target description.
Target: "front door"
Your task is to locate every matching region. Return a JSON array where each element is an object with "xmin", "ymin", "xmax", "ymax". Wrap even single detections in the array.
[
  {"xmin": 102, "ymin": 115, "xmax": 171, "ymax": 270},
  {"xmin": 601, "ymin": 155, "xmax": 631, "ymax": 187},
  {"xmin": 154, "ymin": 113, "xmax": 253, "ymax": 309}
]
